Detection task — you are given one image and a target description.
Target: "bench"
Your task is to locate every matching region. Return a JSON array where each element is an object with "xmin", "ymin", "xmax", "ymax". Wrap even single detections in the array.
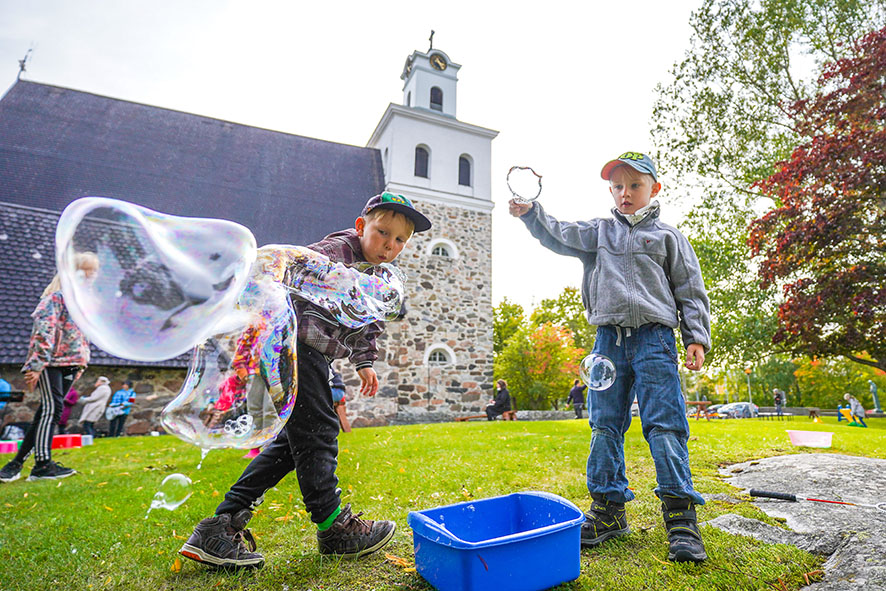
[{"xmin": 455, "ymin": 410, "xmax": 517, "ymax": 422}]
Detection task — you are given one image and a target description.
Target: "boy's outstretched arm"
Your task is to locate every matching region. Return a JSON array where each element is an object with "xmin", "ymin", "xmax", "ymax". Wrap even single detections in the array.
[{"xmin": 685, "ymin": 343, "xmax": 705, "ymax": 371}]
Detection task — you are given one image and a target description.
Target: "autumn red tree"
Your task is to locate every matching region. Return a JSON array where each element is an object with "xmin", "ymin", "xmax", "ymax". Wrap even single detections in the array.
[{"xmin": 749, "ymin": 26, "xmax": 886, "ymax": 372}]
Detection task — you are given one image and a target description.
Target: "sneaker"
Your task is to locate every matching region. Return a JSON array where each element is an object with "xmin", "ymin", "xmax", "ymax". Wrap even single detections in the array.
[
  {"xmin": 27, "ymin": 461, "xmax": 76, "ymax": 481},
  {"xmin": 661, "ymin": 495, "xmax": 707, "ymax": 563},
  {"xmin": 0, "ymin": 460, "xmax": 23, "ymax": 483},
  {"xmin": 581, "ymin": 493, "xmax": 630, "ymax": 547},
  {"xmin": 316, "ymin": 504, "xmax": 396, "ymax": 559},
  {"xmin": 180, "ymin": 509, "xmax": 264, "ymax": 569}
]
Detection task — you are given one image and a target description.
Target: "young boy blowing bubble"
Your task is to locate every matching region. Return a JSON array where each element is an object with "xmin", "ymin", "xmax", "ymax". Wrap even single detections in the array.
[
  {"xmin": 180, "ymin": 192, "xmax": 432, "ymax": 569},
  {"xmin": 509, "ymin": 152, "xmax": 711, "ymax": 563}
]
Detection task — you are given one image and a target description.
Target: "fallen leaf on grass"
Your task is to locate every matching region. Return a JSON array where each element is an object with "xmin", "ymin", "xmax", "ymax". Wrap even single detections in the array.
[
  {"xmin": 117, "ymin": 472, "xmax": 130, "ymax": 476},
  {"xmin": 171, "ymin": 557, "xmax": 182, "ymax": 572},
  {"xmin": 97, "ymin": 482, "xmax": 109, "ymax": 487},
  {"xmin": 104, "ymin": 506, "xmax": 114, "ymax": 511},
  {"xmin": 275, "ymin": 513, "xmax": 294, "ymax": 522},
  {"xmin": 385, "ymin": 552, "xmax": 415, "ymax": 570}
]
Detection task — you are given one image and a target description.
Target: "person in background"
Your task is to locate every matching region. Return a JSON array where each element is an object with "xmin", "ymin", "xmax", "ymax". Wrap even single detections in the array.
[
  {"xmin": 844, "ymin": 393, "xmax": 868, "ymax": 428},
  {"xmin": 108, "ymin": 380, "xmax": 136, "ymax": 437},
  {"xmin": 78, "ymin": 376, "xmax": 112, "ymax": 437},
  {"xmin": 568, "ymin": 379, "xmax": 588, "ymax": 419},
  {"xmin": 0, "ymin": 251, "xmax": 97, "ymax": 483},
  {"xmin": 0, "ymin": 376, "xmax": 10, "ymax": 414},
  {"xmin": 772, "ymin": 388, "xmax": 785, "ymax": 418},
  {"xmin": 57, "ymin": 386, "xmax": 79, "ymax": 434},
  {"xmin": 486, "ymin": 379, "xmax": 512, "ymax": 421}
]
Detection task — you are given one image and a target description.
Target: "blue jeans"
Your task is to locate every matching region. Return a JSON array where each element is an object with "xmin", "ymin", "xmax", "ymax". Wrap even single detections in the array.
[{"xmin": 587, "ymin": 324, "xmax": 704, "ymax": 505}]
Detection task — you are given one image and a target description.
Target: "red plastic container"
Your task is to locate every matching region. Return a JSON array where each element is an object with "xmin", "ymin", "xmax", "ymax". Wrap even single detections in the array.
[
  {"xmin": 51, "ymin": 434, "xmax": 82, "ymax": 449},
  {"xmin": 0, "ymin": 441, "xmax": 19, "ymax": 454}
]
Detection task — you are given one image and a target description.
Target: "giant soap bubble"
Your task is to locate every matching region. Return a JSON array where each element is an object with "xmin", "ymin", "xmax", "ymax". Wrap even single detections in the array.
[
  {"xmin": 55, "ymin": 197, "xmax": 257, "ymax": 361},
  {"xmin": 56, "ymin": 198, "xmax": 406, "ymax": 450}
]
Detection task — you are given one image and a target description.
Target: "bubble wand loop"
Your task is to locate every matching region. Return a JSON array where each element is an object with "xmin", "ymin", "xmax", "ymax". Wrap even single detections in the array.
[
  {"xmin": 750, "ymin": 489, "xmax": 886, "ymax": 513},
  {"xmin": 506, "ymin": 166, "xmax": 543, "ymax": 204}
]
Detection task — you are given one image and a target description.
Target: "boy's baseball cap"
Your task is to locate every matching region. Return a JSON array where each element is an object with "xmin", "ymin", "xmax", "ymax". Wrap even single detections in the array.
[
  {"xmin": 600, "ymin": 152, "xmax": 658, "ymax": 182},
  {"xmin": 361, "ymin": 192, "xmax": 432, "ymax": 233}
]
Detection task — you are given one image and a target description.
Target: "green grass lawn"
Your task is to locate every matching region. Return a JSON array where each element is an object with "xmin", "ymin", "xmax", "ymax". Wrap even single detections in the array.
[{"xmin": 1, "ymin": 416, "xmax": 883, "ymax": 590}]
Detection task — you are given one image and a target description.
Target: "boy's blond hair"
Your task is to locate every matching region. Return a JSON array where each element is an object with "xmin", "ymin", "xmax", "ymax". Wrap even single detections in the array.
[{"xmin": 363, "ymin": 207, "xmax": 415, "ymax": 237}]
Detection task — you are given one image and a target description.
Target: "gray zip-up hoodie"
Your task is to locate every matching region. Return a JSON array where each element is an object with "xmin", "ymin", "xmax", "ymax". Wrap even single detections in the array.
[{"xmin": 520, "ymin": 201, "xmax": 711, "ymax": 352}]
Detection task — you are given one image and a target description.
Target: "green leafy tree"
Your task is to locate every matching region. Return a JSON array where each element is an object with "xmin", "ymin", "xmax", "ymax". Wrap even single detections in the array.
[
  {"xmin": 529, "ymin": 286, "xmax": 597, "ymax": 352},
  {"xmin": 750, "ymin": 27, "xmax": 886, "ymax": 372},
  {"xmin": 652, "ymin": 0, "xmax": 885, "ymax": 368},
  {"xmin": 494, "ymin": 323, "xmax": 585, "ymax": 410},
  {"xmin": 492, "ymin": 297, "xmax": 526, "ymax": 356}
]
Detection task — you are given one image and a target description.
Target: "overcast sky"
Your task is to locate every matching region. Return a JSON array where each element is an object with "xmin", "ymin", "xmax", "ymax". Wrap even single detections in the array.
[{"xmin": 0, "ymin": 0, "xmax": 700, "ymax": 311}]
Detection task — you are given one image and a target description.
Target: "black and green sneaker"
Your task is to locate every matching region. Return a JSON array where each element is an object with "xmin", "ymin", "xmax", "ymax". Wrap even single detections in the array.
[
  {"xmin": 317, "ymin": 504, "xmax": 396, "ymax": 559},
  {"xmin": 580, "ymin": 493, "xmax": 630, "ymax": 547},
  {"xmin": 661, "ymin": 495, "xmax": 707, "ymax": 563}
]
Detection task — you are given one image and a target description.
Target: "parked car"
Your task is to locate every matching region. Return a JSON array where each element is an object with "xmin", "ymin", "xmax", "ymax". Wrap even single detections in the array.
[{"xmin": 717, "ymin": 402, "xmax": 759, "ymax": 419}]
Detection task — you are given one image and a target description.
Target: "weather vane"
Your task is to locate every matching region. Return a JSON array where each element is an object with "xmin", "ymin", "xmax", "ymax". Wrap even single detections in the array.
[
  {"xmin": 18, "ymin": 48, "xmax": 33, "ymax": 80},
  {"xmin": 429, "ymin": 30, "xmax": 435, "ymax": 51}
]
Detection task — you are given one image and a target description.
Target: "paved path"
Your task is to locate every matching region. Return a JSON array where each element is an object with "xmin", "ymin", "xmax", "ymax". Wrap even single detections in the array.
[{"xmin": 706, "ymin": 454, "xmax": 886, "ymax": 590}]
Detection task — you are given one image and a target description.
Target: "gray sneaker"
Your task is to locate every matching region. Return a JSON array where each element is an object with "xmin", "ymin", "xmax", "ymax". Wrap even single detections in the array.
[
  {"xmin": 316, "ymin": 504, "xmax": 396, "ymax": 559},
  {"xmin": 180, "ymin": 509, "xmax": 264, "ymax": 569},
  {"xmin": 0, "ymin": 460, "xmax": 23, "ymax": 483},
  {"xmin": 27, "ymin": 461, "xmax": 75, "ymax": 481}
]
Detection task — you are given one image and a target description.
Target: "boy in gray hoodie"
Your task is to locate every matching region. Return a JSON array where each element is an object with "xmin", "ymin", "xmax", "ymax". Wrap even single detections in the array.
[{"xmin": 510, "ymin": 152, "xmax": 711, "ymax": 563}]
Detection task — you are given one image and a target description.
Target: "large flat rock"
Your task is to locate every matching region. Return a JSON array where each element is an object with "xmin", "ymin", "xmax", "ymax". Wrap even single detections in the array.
[{"xmin": 707, "ymin": 454, "xmax": 886, "ymax": 590}]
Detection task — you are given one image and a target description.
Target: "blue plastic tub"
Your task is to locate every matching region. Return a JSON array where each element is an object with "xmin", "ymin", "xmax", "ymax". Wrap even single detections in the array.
[{"xmin": 408, "ymin": 491, "xmax": 584, "ymax": 591}]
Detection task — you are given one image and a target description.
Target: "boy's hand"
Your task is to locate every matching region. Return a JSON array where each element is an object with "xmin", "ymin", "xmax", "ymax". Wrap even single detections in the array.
[
  {"xmin": 508, "ymin": 199, "xmax": 533, "ymax": 217},
  {"xmin": 357, "ymin": 367, "xmax": 379, "ymax": 397},
  {"xmin": 684, "ymin": 344, "xmax": 705, "ymax": 371}
]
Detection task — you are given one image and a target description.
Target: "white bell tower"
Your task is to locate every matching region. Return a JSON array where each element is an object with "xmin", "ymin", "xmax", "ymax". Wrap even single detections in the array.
[{"xmin": 347, "ymin": 41, "xmax": 498, "ymax": 422}]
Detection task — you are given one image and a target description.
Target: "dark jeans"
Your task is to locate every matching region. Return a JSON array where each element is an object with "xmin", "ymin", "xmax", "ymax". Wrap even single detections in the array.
[
  {"xmin": 216, "ymin": 343, "xmax": 341, "ymax": 524},
  {"xmin": 486, "ymin": 406, "xmax": 508, "ymax": 420},
  {"xmin": 15, "ymin": 366, "xmax": 78, "ymax": 464},
  {"xmin": 573, "ymin": 402, "xmax": 585, "ymax": 419},
  {"xmin": 109, "ymin": 414, "xmax": 128, "ymax": 437},
  {"xmin": 82, "ymin": 421, "xmax": 96, "ymax": 437}
]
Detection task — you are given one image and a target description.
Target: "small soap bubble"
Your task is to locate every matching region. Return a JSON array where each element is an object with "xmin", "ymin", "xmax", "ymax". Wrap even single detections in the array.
[
  {"xmin": 144, "ymin": 473, "xmax": 193, "ymax": 519},
  {"xmin": 580, "ymin": 354, "xmax": 617, "ymax": 391}
]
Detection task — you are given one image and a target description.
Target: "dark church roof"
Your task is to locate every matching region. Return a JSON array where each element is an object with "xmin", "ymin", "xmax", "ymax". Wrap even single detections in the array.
[{"xmin": 0, "ymin": 80, "xmax": 385, "ymax": 366}]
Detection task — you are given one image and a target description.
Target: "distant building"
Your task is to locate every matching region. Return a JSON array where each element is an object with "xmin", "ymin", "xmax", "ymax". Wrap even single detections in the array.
[{"xmin": 0, "ymin": 44, "xmax": 496, "ymax": 430}]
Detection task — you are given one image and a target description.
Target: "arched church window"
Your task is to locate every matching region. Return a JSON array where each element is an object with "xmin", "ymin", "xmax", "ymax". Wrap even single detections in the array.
[
  {"xmin": 415, "ymin": 146, "xmax": 429, "ymax": 178},
  {"xmin": 428, "ymin": 350, "xmax": 449, "ymax": 365},
  {"xmin": 458, "ymin": 155, "xmax": 472, "ymax": 186},
  {"xmin": 424, "ymin": 343, "xmax": 457, "ymax": 366},
  {"xmin": 425, "ymin": 238, "xmax": 459, "ymax": 259},
  {"xmin": 430, "ymin": 87, "xmax": 443, "ymax": 111}
]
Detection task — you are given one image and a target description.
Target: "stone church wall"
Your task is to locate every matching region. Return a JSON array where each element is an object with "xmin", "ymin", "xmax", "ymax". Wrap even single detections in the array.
[{"xmin": 337, "ymin": 198, "xmax": 495, "ymax": 426}]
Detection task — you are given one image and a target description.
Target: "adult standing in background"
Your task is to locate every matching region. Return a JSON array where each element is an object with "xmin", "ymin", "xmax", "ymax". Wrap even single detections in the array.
[
  {"xmin": 78, "ymin": 376, "xmax": 112, "ymax": 437},
  {"xmin": 568, "ymin": 379, "xmax": 588, "ymax": 419},
  {"xmin": 772, "ymin": 388, "xmax": 785, "ymax": 418},
  {"xmin": 0, "ymin": 252, "xmax": 97, "ymax": 482},
  {"xmin": 108, "ymin": 380, "xmax": 136, "ymax": 437}
]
